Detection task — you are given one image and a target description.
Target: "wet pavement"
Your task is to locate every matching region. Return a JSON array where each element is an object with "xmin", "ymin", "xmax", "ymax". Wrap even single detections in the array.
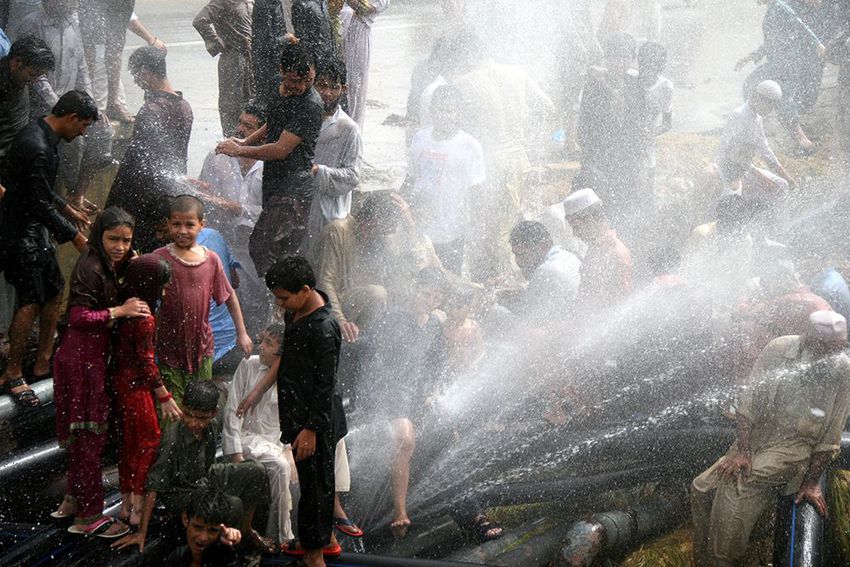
[{"xmin": 127, "ymin": 0, "xmax": 768, "ymax": 182}]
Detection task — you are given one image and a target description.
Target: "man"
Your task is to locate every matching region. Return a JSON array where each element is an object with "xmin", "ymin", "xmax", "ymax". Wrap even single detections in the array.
[
  {"xmin": 311, "ymin": 191, "xmax": 441, "ymax": 343},
  {"xmin": 712, "ymin": 80, "xmax": 795, "ymax": 203},
  {"xmin": 563, "ymin": 188, "xmax": 632, "ymax": 310},
  {"xmin": 105, "ymin": 46, "xmax": 193, "ymax": 252},
  {"xmin": 691, "ymin": 311, "xmax": 850, "ymax": 567},
  {"xmin": 340, "ymin": 0, "xmax": 389, "ymax": 128},
  {"xmin": 306, "ymin": 56, "xmax": 362, "ymax": 248},
  {"xmin": 0, "ymin": 90, "xmax": 94, "ymax": 406},
  {"xmin": 216, "ymin": 43, "xmax": 323, "ymax": 277},
  {"xmin": 507, "ymin": 220, "xmax": 581, "ymax": 326},
  {"xmin": 192, "ymin": 0, "xmax": 254, "ymax": 136},
  {"xmin": 20, "ymin": 0, "xmax": 113, "ymax": 207}
]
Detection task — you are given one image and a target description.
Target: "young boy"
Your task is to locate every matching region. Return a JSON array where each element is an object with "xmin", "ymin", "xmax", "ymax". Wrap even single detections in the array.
[
  {"xmin": 153, "ymin": 195, "xmax": 253, "ymax": 404},
  {"xmin": 112, "ymin": 380, "xmax": 274, "ymax": 554},
  {"xmin": 223, "ymin": 324, "xmax": 295, "ymax": 545},
  {"xmin": 165, "ymin": 488, "xmax": 242, "ymax": 567},
  {"xmin": 405, "ymin": 85, "xmax": 485, "ymax": 274},
  {"xmin": 235, "ymin": 256, "xmax": 346, "ymax": 567}
]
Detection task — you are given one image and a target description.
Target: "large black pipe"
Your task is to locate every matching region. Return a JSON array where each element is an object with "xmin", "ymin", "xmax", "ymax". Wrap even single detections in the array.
[
  {"xmin": 329, "ymin": 553, "xmax": 480, "ymax": 566},
  {"xmin": 773, "ymin": 473, "xmax": 826, "ymax": 567}
]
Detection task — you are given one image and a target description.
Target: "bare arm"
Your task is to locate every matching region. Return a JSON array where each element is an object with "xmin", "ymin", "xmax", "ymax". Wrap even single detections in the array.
[
  {"xmin": 225, "ymin": 293, "xmax": 253, "ymax": 356},
  {"xmin": 236, "ymin": 357, "xmax": 280, "ymax": 415},
  {"xmin": 111, "ymin": 491, "xmax": 157, "ymax": 551},
  {"xmin": 221, "ymin": 130, "xmax": 303, "ymax": 162}
]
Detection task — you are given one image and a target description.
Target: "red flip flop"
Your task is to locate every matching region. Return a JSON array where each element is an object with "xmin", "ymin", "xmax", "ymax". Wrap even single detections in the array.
[
  {"xmin": 281, "ymin": 540, "xmax": 342, "ymax": 558},
  {"xmin": 334, "ymin": 517, "xmax": 364, "ymax": 537}
]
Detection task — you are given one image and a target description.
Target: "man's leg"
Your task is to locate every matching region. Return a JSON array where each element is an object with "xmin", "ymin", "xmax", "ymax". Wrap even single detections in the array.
[
  {"xmin": 32, "ymin": 292, "xmax": 62, "ymax": 377},
  {"xmin": 390, "ymin": 418, "xmax": 415, "ymax": 536},
  {"xmin": 706, "ymin": 478, "xmax": 778, "ymax": 566},
  {"xmin": 1, "ymin": 303, "xmax": 38, "ymax": 382},
  {"xmin": 690, "ymin": 482, "xmax": 714, "ymax": 567}
]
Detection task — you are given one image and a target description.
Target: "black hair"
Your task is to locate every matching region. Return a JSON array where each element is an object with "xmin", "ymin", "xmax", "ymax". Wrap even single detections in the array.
[
  {"xmin": 89, "ymin": 207, "xmax": 135, "ymax": 268},
  {"xmin": 279, "ymin": 43, "xmax": 314, "ymax": 76},
  {"xmin": 243, "ymin": 99, "xmax": 267, "ymax": 126},
  {"xmin": 264, "ymin": 323, "xmax": 286, "ymax": 346},
  {"xmin": 8, "ymin": 35, "xmax": 55, "ymax": 71},
  {"xmin": 170, "ymin": 194, "xmax": 205, "ymax": 222},
  {"xmin": 265, "ymin": 256, "xmax": 316, "ymax": 293},
  {"xmin": 128, "ymin": 46, "xmax": 167, "ymax": 78},
  {"xmin": 414, "ymin": 267, "xmax": 447, "ymax": 290},
  {"xmin": 510, "ymin": 220, "xmax": 552, "ymax": 248},
  {"xmin": 184, "ymin": 488, "xmax": 231, "ymax": 526},
  {"xmin": 604, "ymin": 32, "xmax": 637, "ymax": 60},
  {"xmin": 120, "ymin": 255, "xmax": 173, "ymax": 307},
  {"xmin": 355, "ymin": 192, "xmax": 402, "ymax": 229},
  {"xmin": 52, "ymin": 90, "xmax": 99, "ymax": 121},
  {"xmin": 638, "ymin": 41, "xmax": 667, "ymax": 71},
  {"xmin": 430, "ymin": 85, "xmax": 459, "ymax": 114},
  {"xmin": 182, "ymin": 379, "xmax": 220, "ymax": 412},
  {"xmin": 316, "ymin": 57, "xmax": 347, "ymax": 85}
]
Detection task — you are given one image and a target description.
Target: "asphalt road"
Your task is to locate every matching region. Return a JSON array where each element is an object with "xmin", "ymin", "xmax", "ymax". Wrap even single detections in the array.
[{"xmin": 126, "ymin": 0, "xmax": 766, "ymax": 181}]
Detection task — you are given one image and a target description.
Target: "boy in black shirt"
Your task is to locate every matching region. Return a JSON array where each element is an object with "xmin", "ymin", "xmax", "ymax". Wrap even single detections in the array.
[
  {"xmin": 216, "ymin": 44, "xmax": 324, "ymax": 277},
  {"xmin": 235, "ymin": 256, "xmax": 345, "ymax": 567}
]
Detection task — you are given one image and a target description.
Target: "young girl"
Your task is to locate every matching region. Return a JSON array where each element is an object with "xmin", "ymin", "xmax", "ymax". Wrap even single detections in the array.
[
  {"xmin": 112, "ymin": 254, "xmax": 181, "ymax": 526},
  {"xmin": 53, "ymin": 207, "xmax": 148, "ymax": 537}
]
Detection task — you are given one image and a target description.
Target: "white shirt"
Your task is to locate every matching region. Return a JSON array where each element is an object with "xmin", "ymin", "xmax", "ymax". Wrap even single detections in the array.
[
  {"xmin": 513, "ymin": 245, "xmax": 582, "ymax": 325},
  {"xmin": 645, "ymin": 75, "xmax": 673, "ymax": 169},
  {"xmin": 223, "ymin": 356, "xmax": 285, "ymax": 458},
  {"xmin": 198, "ymin": 151, "xmax": 263, "ymax": 228},
  {"xmin": 716, "ymin": 102, "xmax": 781, "ymax": 177},
  {"xmin": 408, "ymin": 127, "xmax": 486, "ymax": 244}
]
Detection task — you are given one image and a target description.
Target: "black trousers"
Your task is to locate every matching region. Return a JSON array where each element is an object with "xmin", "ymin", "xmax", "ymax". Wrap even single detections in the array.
[{"xmin": 295, "ymin": 432, "xmax": 335, "ymax": 549}]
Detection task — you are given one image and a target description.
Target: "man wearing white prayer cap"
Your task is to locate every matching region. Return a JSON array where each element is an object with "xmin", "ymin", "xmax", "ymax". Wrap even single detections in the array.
[{"xmin": 691, "ymin": 311, "xmax": 850, "ymax": 566}]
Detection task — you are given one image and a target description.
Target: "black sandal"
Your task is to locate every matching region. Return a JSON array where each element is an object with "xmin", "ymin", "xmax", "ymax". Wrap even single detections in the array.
[
  {"xmin": 466, "ymin": 514, "xmax": 503, "ymax": 543},
  {"xmin": 0, "ymin": 377, "xmax": 41, "ymax": 407}
]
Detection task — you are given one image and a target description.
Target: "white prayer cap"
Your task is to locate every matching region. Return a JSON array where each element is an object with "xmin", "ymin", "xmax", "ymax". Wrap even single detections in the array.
[
  {"xmin": 563, "ymin": 188, "xmax": 602, "ymax": 217},
  {"xmin": 755, "ymin": 80, "xmax": 783, "ymax": 102},
  {"xmin": 807, "ymin": 311, "xmax": 848, "ymax": 342}
]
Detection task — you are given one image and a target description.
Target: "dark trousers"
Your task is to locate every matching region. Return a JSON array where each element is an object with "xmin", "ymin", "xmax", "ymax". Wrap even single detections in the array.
[{"xmin": 294, "ymin": 432, "xmax": 335, "ymax": 549}]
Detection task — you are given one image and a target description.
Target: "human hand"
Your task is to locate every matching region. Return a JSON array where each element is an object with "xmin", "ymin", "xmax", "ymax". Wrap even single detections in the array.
[
  {"xmin": 160, "ymin": 397, "xmax": 182, "ymax": 421},
  {"xmin": 283, "ymin": 33, "xmax": 299, "ymax": 45},
  {"xmin": 231, "ymin": 453, "xmax": 245, "ymax": 463},
  {"xmin": 64, "ymin": 203, "xmax": 91, "ymax": 231},
  {"xmin": 219, "ymin": 525, "xmax": 242, "ymax": 547},
  {"xmin": 111, "ymin": 531, "xmax": 146, "ymax": 551},
  {"xmin": 389, "ymin": 192, "xmax": 415, "ymax": 228},
  {"xmin": 116, "ymin": 297, "xmax": 150, "ymax": 318},
  {"xmin": 152, "ymin": 38, "xmax": 167, "ymax": 52},
  {"xmin": 796, "ymin": 482, "xmax": 828, "ymax": 517},
  {"xmin": 717, "ymin": 452, "xmax": 752, "ymax": 483},
  {"xmin": 312, "ymin": 164, "xmax": 320, "ymax": 175},
  {"xmin": 185, "ymin": 177, "xmax": 212, "ymax": 192},
  {"xmin": 236, "ymin": 390, "xmax": 259, "ymax": 418},
  {"xmin": 72, "ymin": 232, "xmax": 88, "ymax": 253},
  {"xmin": 237, "ymin": 332, "xmax": 253, "ymax": 357},
  {"xmin": 0, "ymin": 183, "xmax": 5, "ymax": 199},
  {"xmin": 216, "ymin": 139, "xmax": 241, "ymax": 157},
  {"xmin": 292, "ymin": 428, "xmax": 317, "ymax": 461},
  {"xmin": 341, "ymin": 321, "xmax": 360, "ymax": 343}
]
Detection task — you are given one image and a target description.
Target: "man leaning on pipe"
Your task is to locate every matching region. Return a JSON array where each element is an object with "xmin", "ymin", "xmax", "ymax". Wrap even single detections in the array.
[{"xmin": 690, "ymin": 311, "xmax": 850, "ymax": 567}]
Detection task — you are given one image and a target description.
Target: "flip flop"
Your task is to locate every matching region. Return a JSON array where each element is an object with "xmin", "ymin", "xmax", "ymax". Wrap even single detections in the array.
[
  {"xmin": 67, "ymin": 516, "xmax": 129, "ymax": 538},
  {"xmin": 334, "ymin": 517, "xmax": 364, "ymax": 537},
  {"xmin": 281, "ymin": 540, "xmax": 342, "ymax": 557},
  {"xmin": 50, "ymin": 495, "xmax": 77, "ymax": 519}
]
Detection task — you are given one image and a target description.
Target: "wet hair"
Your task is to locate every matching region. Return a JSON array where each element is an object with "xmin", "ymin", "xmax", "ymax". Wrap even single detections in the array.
[
  {"xmin": 184, "ymin": 488, "xmax": 231, "ymax": 526},
  {"xmin": 316, "ymin": 57, "xmax": 347, "ymax": 85},
  {"xmin": 430, "ymin": 85, "xmax": 459, "ymax": 115},
  {"xmin": 128, "ymin": 46, "xmax": 167, "ymax": 78},
  {"xmin": 90, "ymin": 207, "xmax": 135, "ymax": 266},
  {"xmin": 264, "ymin": 323, "xmax": 285, "ymax": 346},
  {"xmin": 265, "ymin": 256, "xmax": 316, "ymax": 293},
  {"xmin": 414, "ymin": 267, "xmax": 447, "ymax": 290},
  {"xmin": 355, "ymin": 192, "xmax": 402, "ymax": 230},
  {"xmin": 243, "ymin": 99, "xmax": 267, "ymax": 125},
  {"xmin": 8, "ymin": 35, "xmax": 55, "ymax": 71},
  {"xmin": 279, "ymin": 43, "xmax": 314, "ymax": 76},
  {"xmin": 604, "ymin": 32, "xmax": 637, "ymax": 60},
  {"xmin": 52, "ymin": 90, "xmax": 99, "ymax": 121},
  {"xmin": 638, "ymin": 41, "xmax": 667, "ymax": 71},
  {"xmin": 510, "ymin": 221, "xmax": 553, "ymax": 249},
  {"xmin": 170, "ymin": 194, "xmax": 205, "ymax": 222},
  {"xmin": 182, "ymin": 379, "xmax": 220, "ymax": 412},
  {"xmin": 120, "ymin": 254, "xmax": 172, "ymax": 307}
]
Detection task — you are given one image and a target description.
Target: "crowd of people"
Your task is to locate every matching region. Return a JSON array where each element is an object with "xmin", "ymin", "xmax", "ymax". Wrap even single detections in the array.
[{"xmin": 1, "ymin": 0, "xmax": 850, "ymax": 565}]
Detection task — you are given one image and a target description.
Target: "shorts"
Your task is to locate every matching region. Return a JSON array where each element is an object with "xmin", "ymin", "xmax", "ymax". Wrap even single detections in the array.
[
  {"xmin": 158, "ymin": 356, "xmax": 214, "ymax": 406},
  {"xmin": 4, "ymin": 247, "xmax": 64, "ymax": 307}
]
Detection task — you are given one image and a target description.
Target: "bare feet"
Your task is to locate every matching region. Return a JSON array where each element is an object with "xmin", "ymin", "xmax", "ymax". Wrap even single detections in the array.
[{"xmin": 390, "ymin": 516, "xmax": 411, "ymax": 538}]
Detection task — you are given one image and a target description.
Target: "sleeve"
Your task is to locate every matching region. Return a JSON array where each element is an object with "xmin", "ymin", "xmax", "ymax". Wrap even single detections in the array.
[
  {"xmin": 192, "ymin": 1, "xmax": 225, "ymax": 57},
  {"xmin": 315, "ymin": 125, "xmax": 362, "ymax": 197},
  {"xmin": 813, "ymin": 366, "xmax": 850, "ymax": 455},
  {"xmin": 208, "ymin": 251, "xmax": 235, "ymax": 306},
  {"xmin": 66, "ymin": 304, "xmax": 110, "ymax": 329},
  {"xmin": 284, "ymin": 99, "xmax": 323, "ymax": 143},
  {"xmin": 145, "ymin": 426, "xmax": 178, "ymax": 493},
  {"xmin": 31, "ymin": 76, "xmax": 60, "ymax": 110},
  {"xmin": 136, "ymin": 318, "xmax": 163, "ymax": 390},
  {"xmin": 304, "ymin": 320, "xmax": 341, "ymax": 433},
  {"xmin": 314, "ymin": 227, "xmax": 348, "ymax": 323},
  {"xmin": 737, "ymin": 339, "xmax": 783, "ymax": 423},
  {"xmin": 756, "ymin": 120, "xmax": 781, "ymax": 169},
  {"xmin": 222, "ymin": 359, "xmax": 249, "ymax": 455},
  {"xmin": 27, "ymin": 151, "xmax": 79, "ymax": 243}
]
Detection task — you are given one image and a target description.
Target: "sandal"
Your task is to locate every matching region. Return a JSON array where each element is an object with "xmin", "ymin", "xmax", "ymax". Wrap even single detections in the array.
[
  {"xmin": 67, "ymin": 516, "xmax": 129, "ymax": 539},
  {"xmin": 334, "ymin": 517, "xmax": 364, "ymax": 537},
  {"xmin": 50, "ymin": 495, "xmax": 77, "ymax": 519},
  {"xmin": 466, "ymin": 514, "xmax": 503, "ymax": 543},
  {"xmin": 0, "ymin": 377, "xmax": 41, "ymax": 407},
  {"xmin": 281, "ymin": 540, "xmax": 342, "ymax": 558}
]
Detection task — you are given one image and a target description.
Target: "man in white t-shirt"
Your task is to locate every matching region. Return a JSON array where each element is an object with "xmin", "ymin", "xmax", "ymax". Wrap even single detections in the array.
[{"xmin": 405, "ymin": 85, "xmax": 485, "ymax": 274}]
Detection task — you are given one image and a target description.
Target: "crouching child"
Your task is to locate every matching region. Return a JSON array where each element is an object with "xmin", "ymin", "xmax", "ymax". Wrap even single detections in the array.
[{"xmin": 165, "ymin": 487, "xmax": 242, "ymax": 566}]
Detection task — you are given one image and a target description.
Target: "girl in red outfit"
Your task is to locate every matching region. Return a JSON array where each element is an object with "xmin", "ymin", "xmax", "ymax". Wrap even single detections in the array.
[
  {"xmin": 112, "ymin": 254, "xmax": 181, "ymax": 526},
  {"xmin": 53, "ymin": 207, "xmax": 148, "ymax": 538}
]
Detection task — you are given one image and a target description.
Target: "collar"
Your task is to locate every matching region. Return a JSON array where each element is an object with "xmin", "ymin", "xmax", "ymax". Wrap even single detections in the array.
[
  {"xmin": 37, "ymin": 117, "xmax": 62, "ymax": 148},
  {"xmin": 177, "ymin": 420, "xmax": 212, "ymax": 446},
  {"xmin": 322, "ymin": 106, "xmax": 342, "ymax": 129}
]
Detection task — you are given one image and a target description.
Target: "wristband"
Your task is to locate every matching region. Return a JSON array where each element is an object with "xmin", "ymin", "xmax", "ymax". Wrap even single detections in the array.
[
  {"xmin": 158, "ymin": 392, "xmax": 173, "ymax": 404},
  {"xmin": 108, "ymin": 307, "xmax": 116, "ymax": 320}
]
